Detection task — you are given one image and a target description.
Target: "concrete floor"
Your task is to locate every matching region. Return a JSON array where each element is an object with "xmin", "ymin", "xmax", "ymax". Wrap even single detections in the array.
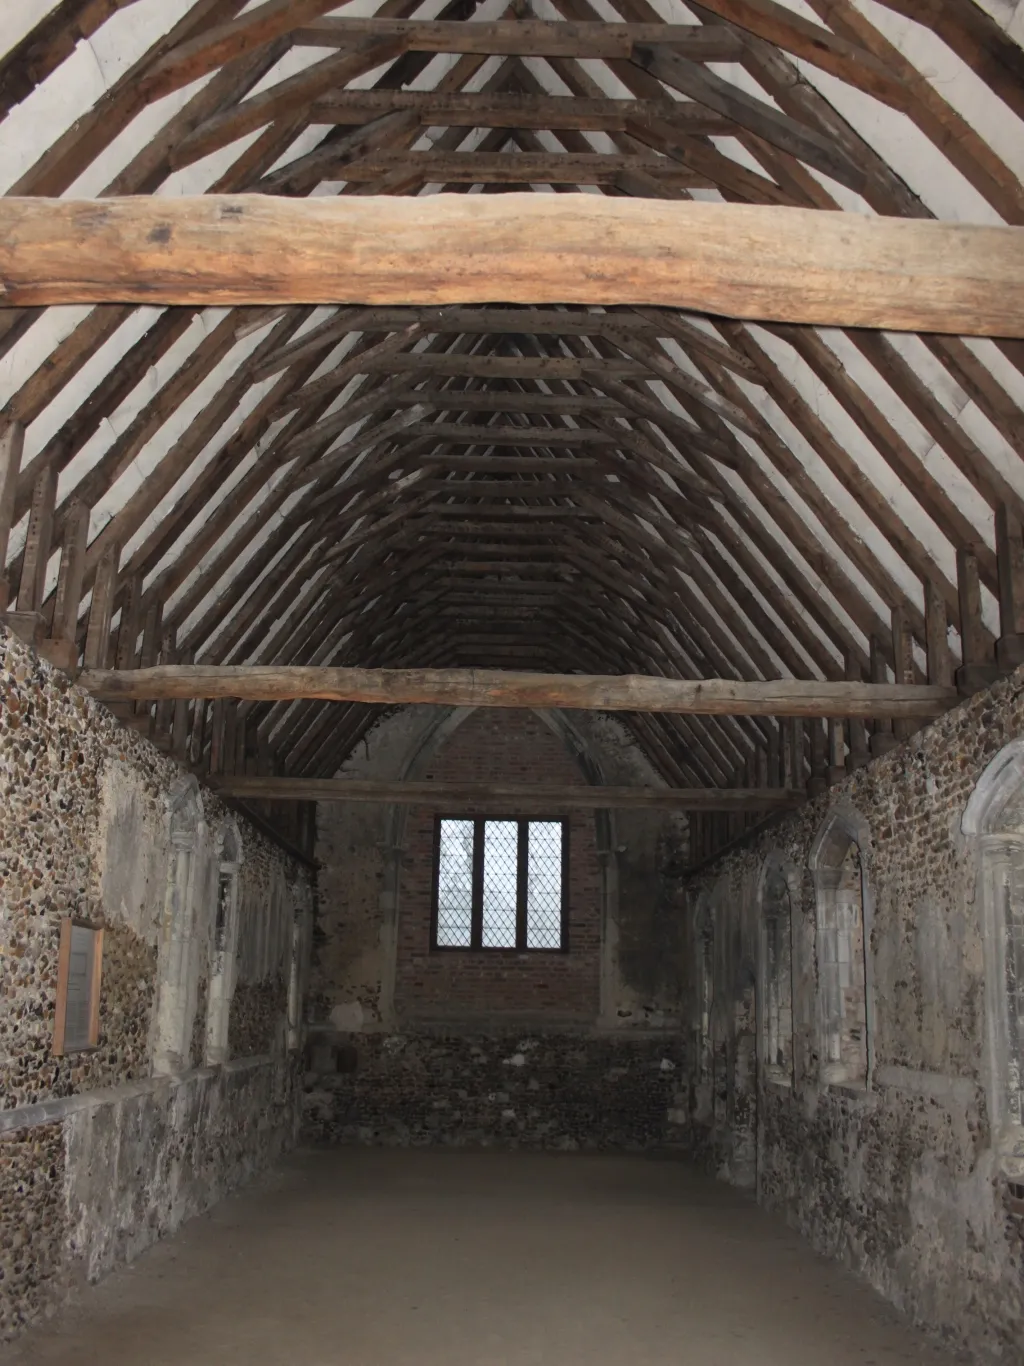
[{"xmin": 4, "ymin": 1149, "xmax": 965, "ymax": 1366}]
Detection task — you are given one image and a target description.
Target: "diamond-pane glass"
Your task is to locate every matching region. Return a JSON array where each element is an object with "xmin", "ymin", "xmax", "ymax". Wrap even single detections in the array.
[
  {"xmin": 437, "ymin": 819, "xmax": 474, "ymax": 947},
  {"xmin": 527, "ymin": 821, "xmax": 563, "ymax": 948},
  {"xmin": 482, "ymin": 820, "xmax": 519, "ymax": 947}
]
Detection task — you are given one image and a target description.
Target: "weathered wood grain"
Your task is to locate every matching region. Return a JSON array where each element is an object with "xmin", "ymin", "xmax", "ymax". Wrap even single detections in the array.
[
  {"xmin": 208, "ymin": 775, "xmax": 806, "ymax": 810},
  {"xmin": 2, "ymin": 196, "xmax": 1021, "ymax": 336},
  {"xmin": 78, "ymin": 664, "xmax": 959, "ymax": 717}
]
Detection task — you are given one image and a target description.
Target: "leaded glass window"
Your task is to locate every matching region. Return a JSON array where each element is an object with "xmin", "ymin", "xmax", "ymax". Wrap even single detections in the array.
[{"xmin": 433, "ymin": 818, "xmax": 567, "ymax": 951}]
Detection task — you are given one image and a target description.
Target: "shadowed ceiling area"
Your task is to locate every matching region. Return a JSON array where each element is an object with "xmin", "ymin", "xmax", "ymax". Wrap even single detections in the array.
[{"xmin": 2, "ymin": 0, "xmax": 1024, "ymax": 791}]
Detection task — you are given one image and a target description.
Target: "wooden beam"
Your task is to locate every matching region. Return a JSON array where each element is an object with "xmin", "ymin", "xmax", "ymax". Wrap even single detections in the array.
[
  {"xmin": 682, "ymin": 0, "xmax": 910, "ymax": 109},
  {"xmin": 381, "ymin": 356, "xmax": 649, "ymax": 379},
  {"xmin": 422, "ymin": 456, "xmax": 599, "ymax": 472},
  {"xmin": 0, "ymin": 420, "xmax": 23, "ymax": 612},
  {"xmin": 296, "ymin": 19, "xmax": 741, "ymax": 59},
  {"xmin": 339, "ymin": 152, "xmax": 704, "ymax": 186},
  {"xmin": 210, "ymin": 775, "xmax": 803, "ymax": 811},
  {"xmin": 0, "ymin": 0, "xmax": 145, "ymax": 120},
  {"xmin": 139, "ymin": 0, "xmax": 345, "ymax": 103},
  {"xmin": 397, "ymin": 423, "xmax": 614, "ymax": 445},
  {"xmin": 309, "ymin": 91, "xmax": 734, "ymax": 133},
  {"xmin": 631, "ymin": 44, "xmax": 864, "ymax": 191},
  {"xmin": 78, "ymin": 664, "xmax": 958, "ymax": 718},
  {"xmin": 16, "ymin": 464, "xmax": 57, "ymax": 615},
  {"xmin": 2, "ymin": 196, "xmax": 1022, "ymax": 336}
]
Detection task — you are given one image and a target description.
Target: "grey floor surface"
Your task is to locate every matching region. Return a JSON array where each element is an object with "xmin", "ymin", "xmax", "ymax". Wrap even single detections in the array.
[{"xmin": 3, "ymin": 1148, "xmax": 967, "ymax": 1366}]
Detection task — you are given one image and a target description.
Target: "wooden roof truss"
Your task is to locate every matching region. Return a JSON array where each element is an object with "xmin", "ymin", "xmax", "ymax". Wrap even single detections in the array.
[{"xmin": 1, "ymin": 0, "xmax": 1024, "ymax": 856}]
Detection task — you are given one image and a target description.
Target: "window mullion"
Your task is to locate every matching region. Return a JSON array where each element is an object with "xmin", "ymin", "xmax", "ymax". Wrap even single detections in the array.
[
  {"xmin": 471, "ymin": 818, "xmax": 485, "ymax": 950},
  {"xmin": 560, "ymin": 819, "xmax": 570, "ymax": 952},
  {"xmin": 516, "ymin": 820, "xmax": 529, "ymax": 950}
]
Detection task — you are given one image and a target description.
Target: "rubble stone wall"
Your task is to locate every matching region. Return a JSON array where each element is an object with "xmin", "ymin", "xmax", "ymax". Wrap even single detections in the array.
[
  {"xmin": 683, "ymin": 667, "xmax": 1024, "ymax": 1363},
  {"xmin": 303, "ymin": 1029, "xmax": 683, "ymax": 1151},
  {"xmin": 0, "ymin": 625, "xmax": 311, "ymax": 1339}
]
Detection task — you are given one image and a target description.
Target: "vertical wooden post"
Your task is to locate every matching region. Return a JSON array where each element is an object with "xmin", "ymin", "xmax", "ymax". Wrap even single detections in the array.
[
  {"xmin": 137, "ymin": 599, "xmax": 162, "ymax": 733},
  {"xmin": 209, "ymin": 698, "xmax": 227, "ymax": 776},
  {"xmin": 83, "ymin": 545, "xmax": 119, "ymax": 670},
  {"xmin": 139, "ymin": 600, "xmax": 162, "ymax": 671},
  {"xmin": 789, "ymin": 717, "xmax": 804, "ymax": 791},
  {"xmin": 222, "ymin": 703, "xmax": 237, "ymax": 777},
  {"xmin": 755, "ymin": 744, "xmax": 768, "ymax": 792},
  {"xmin": 827, "ymin": 719, "xmax": 846, "ymax": 785},
  {"xmin": 114, "ymin": 573, "xmax": 143, "ymax": 671},
  {"xmin": 170, "ymin": 649, "xmax": 193, "ymax": 762},
  {"xmin": 806, "ymin": 717, "xmax": 827, "ymax": 797},
  {"xmin": 728, "ymin": 765, "xmax": 743, "ymax": 841},
  {"xmin": 869, "ymin": 634, "xmax": 897, "ymax": 756},
  {"xmin": 956, "ymin": 547, "xmax": 998, "ymax": 694},
  {"xmin": 48, "ymin": 498, "xmax": 89, "ymax": 670},
  {"xmin": 689, "ymin": 812, "xmax": 699, "ymax": 868},
  {"xmin": 714, "ymin": 811, "xmax": 729, "ymax": 855},
  {"xmin": 844, "ymin": 650, "xmax": 869, "ymax": 771},
  {"xmin": 924, "ymin": 579, "xmax": 953, "ymax": 688},
  {"xmin": 995, "ymin": 502, "xmax": 1024, "ymax": 670},
  {"xmin": 188, "ymin": 690, "xmax": 206, "ymax": 768},
  {"xmin": 272, "ymin": 753, "xmax": 288, "ymax": 842},
  {"xmin": 0, "ymin": 420, "xmax": 24, "ymax": 613},
  {"xmin": 242, "ymin": 716, "xmax": 257, "ymax": 775},
  {"xmin": 780, "ymin": 718, "xmax": 796, "ymax": 790},
  {"xmin": 891, "ymin": 605, "xmax": 916, "ymax": 742},
  {"xmin": 156, "ymin": 625, "xmax": 177, "ymax": 741},
  {"xmin": 16, "ymin": 463, "xmax": 57, "ymax": 618},
  {"xmin": 741, "ymin": 752, "xmax": 754, "ymax": 830},
  {"xmin": 767, "ymin": 723, "xmax": 780, "ymax": 788}
]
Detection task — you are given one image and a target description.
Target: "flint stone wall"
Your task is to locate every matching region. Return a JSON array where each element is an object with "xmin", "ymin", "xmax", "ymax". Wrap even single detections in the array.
[
  {"xmin": 683, "ymin": 665, "xmax": 1024, "ymax": 1363},
  {"xmin": 302, "ymin": 1029, "xmax": 683, "ymax": 1151},
  {"xmin": 0, "ymin": 625, "xmax": 311, "ymax": 1338},
  {"xmin": 0, "ymin": 1059, "xmax": 298, "ymax": 1339}
]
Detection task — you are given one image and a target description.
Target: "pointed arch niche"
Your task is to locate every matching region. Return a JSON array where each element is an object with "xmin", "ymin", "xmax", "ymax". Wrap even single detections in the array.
[
  {"xmin": 809, "ymin": 805, "xmax": 874, "ymax": 1089},
  {"xmin": 962, "ymin": 742, "xmax": 1024, "ymax": 1179},
  {"xmin": 757, "ymin": 854, "xmax": 798, "ymax": 1087},
  {"xmin": 153, "ymin": 776, "xmax": 205, "ymax": 1075},
  {"xmin": 205, "ymin": 819, "xmax": 243, "ymax": 1066}
]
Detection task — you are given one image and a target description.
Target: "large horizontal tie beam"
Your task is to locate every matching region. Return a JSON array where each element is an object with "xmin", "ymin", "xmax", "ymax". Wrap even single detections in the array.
[
  {"xmin": 208, "ymin": 776, "xmax": 803, "ymax": 812},
  {"xmin": 77, "ymin": 665, "xmax": 958, "ymax": 718},
  {"xmin": 1, "ymin": 196, "xmax": 1022, "ymax": 336}
]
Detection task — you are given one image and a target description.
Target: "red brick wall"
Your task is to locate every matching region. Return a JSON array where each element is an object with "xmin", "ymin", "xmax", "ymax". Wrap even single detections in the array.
[{"xmin": 394, "ymin": 710, "xmax": 602, "ymax": 1022}]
